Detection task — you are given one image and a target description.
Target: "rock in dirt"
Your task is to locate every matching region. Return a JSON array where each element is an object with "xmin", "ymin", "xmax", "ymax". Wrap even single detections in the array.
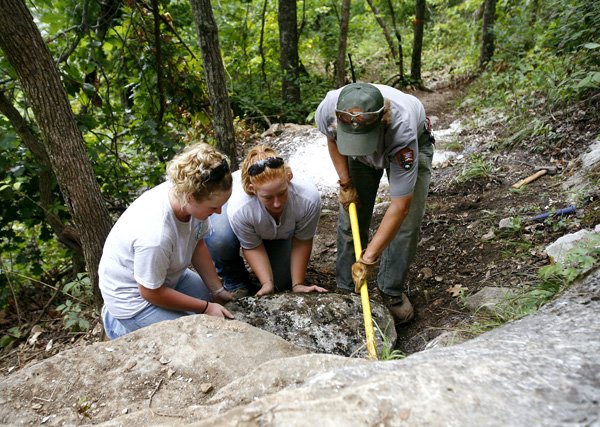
[
  {"xmin": 545, "ymin": 225, "xmax": 600, "ymax": 264},
  {"xmin": 225, "ymin": 292, "xmax": 397, "ymax": 358},
  {"xmin": 464, "ymin": 286, "xmax": 515, "ymax": 315},
  {"xmin": 563, "ymin": 138, "xmax": 600, "ymax": 195}
]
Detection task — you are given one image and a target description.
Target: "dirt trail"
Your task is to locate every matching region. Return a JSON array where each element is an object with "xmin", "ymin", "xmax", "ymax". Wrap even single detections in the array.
[{"xmin": 308, "ymin": 84, "xmax": 599, "ymax": 354}]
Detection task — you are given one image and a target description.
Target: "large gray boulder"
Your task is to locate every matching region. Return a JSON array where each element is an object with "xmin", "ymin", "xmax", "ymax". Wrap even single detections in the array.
[
  {"xmin": 0, "ymin": 268, "xmax": 598, "ymax": 426},
  {"xmin": 225, "ymin": 293, "xmax": 397, "ymax": 358}
]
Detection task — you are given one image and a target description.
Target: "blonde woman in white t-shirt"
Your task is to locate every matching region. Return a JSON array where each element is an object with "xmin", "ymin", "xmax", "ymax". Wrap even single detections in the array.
[
  {"xmin": 205, "ymin": 145, "xmax": 327, "ymax": 296},
  {"xmin": 99, "ymin": 143, "xmax": 235, "ymax": 339}
]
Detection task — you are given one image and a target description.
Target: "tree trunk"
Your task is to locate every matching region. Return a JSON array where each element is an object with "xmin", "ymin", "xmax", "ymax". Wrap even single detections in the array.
[
  {"xmin": 479, "ymin": 0, "xmax": 497, "ymax": 70},
  {"xmin": 385, "ymin": 0, "xmax": 404, "ymax": 83},
  {"xmin": 0, "ymin": 0, "xmax": 113, "ymax": 309},
  {"xmin": 335, "ymin": 0, "xmax": 352, "ymax": 88},
  {"xmin": 190, "ymin": 0, "xmax": 238, "ymax": 168},
  {"xmin": 259, "ymin": 0, "xmax": 269, "ymax": 86},
  {"xmin": 366, "ymin": 0, "xmax": 398, "ymax": 61},
  {"xmin": 524, "ymin": 0, "xmax": 539, "ymax": 51},
  {"xmin": 278, "ymin": 0, "xmax": 301, "ymax": 104},
  {"xmin": 411, "ymin": 0, "xmax": 426, "ymax": 84},
  {"xmin": 0, "ymin": 90, "xmax": 84, "ymax": 257}
]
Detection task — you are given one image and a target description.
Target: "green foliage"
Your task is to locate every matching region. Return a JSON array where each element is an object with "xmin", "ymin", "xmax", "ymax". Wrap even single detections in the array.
[
  {"xmin": 499, "ymin": 233, "xmax": 600, "ymax": 320},
  {"xmin": 76, "ymin": 396, "xmax": 96, "ymax": 418},
  {"xmin": 57, "ymin": 299, "xmax": 90, "ymax": 332},
  {"xmin": 444, "ymin": 140, "xmax": 465, "ymax": 152},
  {"xmin": 500, "ymin": 216, "xmax": 523, "ymax": 236},
  {"xmin": 230, "ymin": 74, "xmax": 332, "ymax": 127},
  {"xmin": 426, "ymin": 0, "xmax": 481, "ymax": 74},
  {"xmin": 575, "ymin": 44, "xmax": 600, "ymax": 93},
  {"xmin": 539, "ymin": 0, "xmax": 600, "ymax": 53},
  {"xmin": 374, "ymin": 319, "xmax": 405, "ymax": 361},
  {"xmin": 466, "ymin": 233, "xmax": 600, "ymax": 337},
  {"xmin": 540, "ymin": 234, "xmax": 600, "ymax": 281},
  {"xmin": 0, "ymin": 326, "xmax": 23, "ymax": 350},
  {"xmin": 457, "ymin": 286, "xmax": 469, "ymax": 306},
  {"xmin": 50, "ymin": 1, "xmax": 215, "ymax": 202},
  {"xmin": 0, "ymin": 223, "xmax": 71, "ymax": 309},
  {"xmin": 454, "ymin": 154, "xmax": 491, "ymax": 184},
  {"xmin": 56, "ymin": 273, "xmax": 93, "ymax": 332},
  {"xmin": 461, "ymin": 0, "xmax": 599, "ymax": 152}
]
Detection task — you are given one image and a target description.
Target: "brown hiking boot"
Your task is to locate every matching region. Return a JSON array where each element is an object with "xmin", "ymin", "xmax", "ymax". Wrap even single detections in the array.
[{"xmin": 381, "ymin": 293, "xmax": 414, "ymax": 325}]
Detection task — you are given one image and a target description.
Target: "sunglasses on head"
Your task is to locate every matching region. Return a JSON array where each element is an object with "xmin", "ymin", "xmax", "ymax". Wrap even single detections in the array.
[
  {"xmin": 335, "ymin": 106, "xmax": 385, "ymax": 127},
  {"xmin": 203, "ymin": 159, "xmax": 230, "ymax": 183},
  {"xmin": 247, "ymin": 156, "xmax": 285, "ymax": 177}
]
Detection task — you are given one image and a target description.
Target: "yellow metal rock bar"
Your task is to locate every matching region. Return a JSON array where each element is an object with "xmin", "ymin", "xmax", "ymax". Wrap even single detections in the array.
[{"xmin": 348, "ymin": 202, "xmax": 378, "ymax": 360}]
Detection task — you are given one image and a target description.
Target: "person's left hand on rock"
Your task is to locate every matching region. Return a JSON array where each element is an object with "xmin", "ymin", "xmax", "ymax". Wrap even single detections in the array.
[{"xmin": 292, "ymin": 283, "xmax": 328, "ymax": 293}]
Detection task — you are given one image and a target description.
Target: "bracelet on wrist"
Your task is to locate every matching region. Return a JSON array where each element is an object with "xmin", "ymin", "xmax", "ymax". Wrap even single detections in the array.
[
  {"xmin": 200, "ymin": 301, "xmax": 210, "ymax": 314},
  {"xmin": 292, "ymin": 282, "xmax": 304, "ymax": 288},
  {"xmin": 212, "ymin": 287, "xmax": 226, "ymax": 295}
]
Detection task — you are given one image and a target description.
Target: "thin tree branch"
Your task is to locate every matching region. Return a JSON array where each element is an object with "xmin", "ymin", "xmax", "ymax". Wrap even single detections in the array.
[
  {"xmin": 0, "ymin": 90, "xmax": 50, "ymax": 164},
  {"xmin": 366, "ymin": 0, "xmax": 398, "ymax": 60},
  {"xmin": 259, "ymin": 0, "xmax": 268, "ymax": 85},
  {"xmin": 57, "ymin": 0, "xmax": 91, "ymax": 64},
  {"xmin": 137, "ymin": 0, "xmax": 197, "ymax": 60},
  {"xmin": 151, "ymin": 0, "xmax": 165, "ymax": 126}
]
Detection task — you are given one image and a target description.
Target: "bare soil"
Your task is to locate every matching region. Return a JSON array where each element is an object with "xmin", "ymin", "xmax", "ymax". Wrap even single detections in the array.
[{"xmin": 2, "ymin": 83, "xmax": 599, "ymax": 373}]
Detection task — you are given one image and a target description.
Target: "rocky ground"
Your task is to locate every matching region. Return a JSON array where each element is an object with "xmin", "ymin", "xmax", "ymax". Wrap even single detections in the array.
[{"xmin": 1, "ymin": 82, "xmax": 599, "ymax": 372}]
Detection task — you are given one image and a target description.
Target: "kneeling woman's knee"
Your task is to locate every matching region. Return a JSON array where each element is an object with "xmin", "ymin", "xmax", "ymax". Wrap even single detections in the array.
[{"xmin": 102, "ymin": 306, "xmax": 128, "ymax": 340}]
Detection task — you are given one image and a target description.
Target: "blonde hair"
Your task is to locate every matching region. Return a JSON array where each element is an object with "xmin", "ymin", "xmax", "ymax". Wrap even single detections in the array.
[
  {"xmin": 166, "ymin": 143, "xmax": 232, "ymax": 204},
  {"xmin": 241, "ymin": 145, "xmax": 291, "ymax": 195}
]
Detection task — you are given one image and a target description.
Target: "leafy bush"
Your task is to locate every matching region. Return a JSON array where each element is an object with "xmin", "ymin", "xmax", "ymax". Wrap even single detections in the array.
[
  {"xmin": 460, "ymin": 0, "xmax": 600, "ymax": 152},
  {"xmin": 0, "ymin": 326, "xmax": 23, "ymax": 350},
  {"xmin": 0, "ymin": 223, "xmax": 71, "ymax": 309},
  {"xmin": 56, "ymin": 273, "xmax": 93, "ymax": 332},
  {"xmin": 500, "ymin": 232, "xmax": 600, "ymax": 320}
]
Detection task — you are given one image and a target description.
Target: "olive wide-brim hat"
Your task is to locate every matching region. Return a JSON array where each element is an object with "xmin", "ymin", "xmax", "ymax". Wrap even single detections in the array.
[{"xmin": 335, "ymin": 83, "xmax": 384, "ymax": 156}]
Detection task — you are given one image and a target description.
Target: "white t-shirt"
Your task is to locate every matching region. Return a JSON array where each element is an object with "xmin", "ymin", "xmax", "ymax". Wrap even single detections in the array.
[
  {"xmin": 315, "ymin": 84, "xmax": 426, "ymax": 197},
  {"xmin": 226, "ymin": 171, "xmax": 321, "ymax": 249},
  {"xmin": 99, "ymin": 181, "xmax": 209, "ymax": 318}
]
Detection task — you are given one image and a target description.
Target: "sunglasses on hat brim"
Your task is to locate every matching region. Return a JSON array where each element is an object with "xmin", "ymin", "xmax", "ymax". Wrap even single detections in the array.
[{"xmin": 335, "ymin": 106, "xmax": 384, "ymax": 127}]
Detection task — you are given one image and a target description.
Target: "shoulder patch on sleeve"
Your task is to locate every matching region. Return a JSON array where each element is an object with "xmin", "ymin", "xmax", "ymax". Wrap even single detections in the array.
[{"xmin": 396, "ymin": 147, "xmax": 415, "ymax": 170}]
